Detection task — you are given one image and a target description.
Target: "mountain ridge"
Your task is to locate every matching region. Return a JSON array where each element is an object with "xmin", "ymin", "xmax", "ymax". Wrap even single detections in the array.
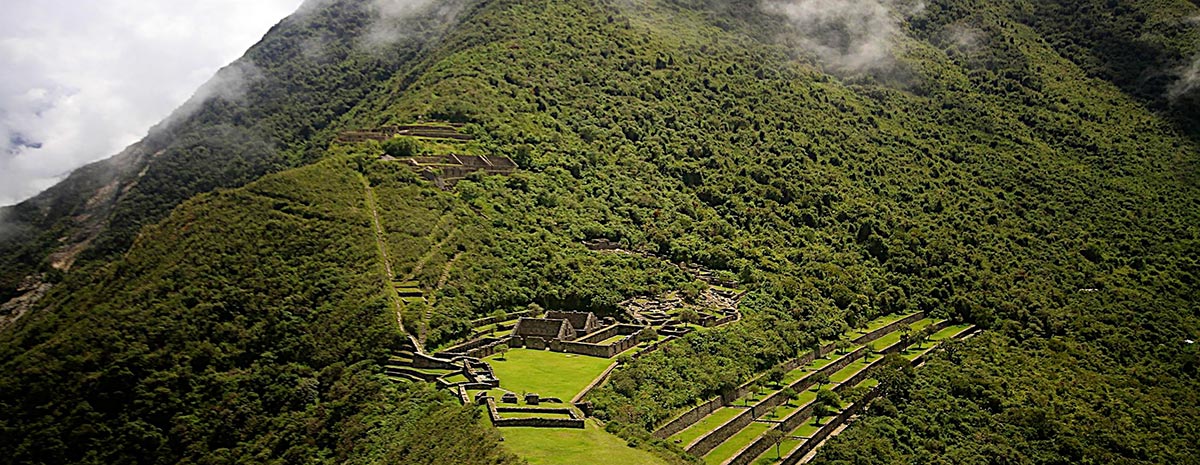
[{"xmin": 1, "ymin": 0, "xmax": 1197, "ymax": 463}]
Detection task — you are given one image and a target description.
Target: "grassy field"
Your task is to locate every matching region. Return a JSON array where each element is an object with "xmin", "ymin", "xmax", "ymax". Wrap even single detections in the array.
[
  {"xmin": 671, "ymin": 407, "xmax": 744, "ymax": 446},
  {"xmin": 485, "ymin": 348, "xmax": 614, "ymax": 401},
  {"xmin": 500, "ymin": 420, "xmax": 671, "ymax": 465},
  {"xmin": 705, "ymin": 421, "xmax": 772, "ymax": 465},
  {"xmin": 858, "ymin": 312, "xmax": 917, "ymax": 334}
]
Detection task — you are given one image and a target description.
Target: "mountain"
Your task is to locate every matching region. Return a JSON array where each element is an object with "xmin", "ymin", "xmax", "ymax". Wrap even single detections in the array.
[{"xmin": 1, "ymin": 0, "xmax": 1198, "ymax": 464}]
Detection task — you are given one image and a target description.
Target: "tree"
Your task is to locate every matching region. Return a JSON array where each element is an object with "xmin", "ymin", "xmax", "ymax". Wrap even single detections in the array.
[
  {"xmin": 812, "ymin": 340, "xmax": 825, "ymax": 359},
  {"xmin": 527, "ymin": 303, "xmax": 544, "ymax": 318},
  {"xmin": 382, "ymin": 136, "xmax": 420, "ymax": 157},
  {"xmin": 875, "ymin": 354, "xmax": 914, "ymax": 401},
  {"xmin": 765, "ymin": 428, "xmax": 787, "ymax": 459},
  {"xmin": 639, "ymin": 327, "xmax": 659, "ymax": 344},
  {"xmin": 813, "ymin": 372, "xmax": 830, "ymax": 391},
  {"xmin": 495, "ymin": 344, "xmax": 510, "ymax": 360},
  {"xmin": 679, "ymin": 308, "xmax": 701, "ymax": 326},
  {"xmin": 836, "ymin": 339, "xmax": 851, "ymax": 355},
  {"xmin": 781, "ymin": 387, "xmax": 798, "ymax": 406},
  {"xmin": 813, "ymin": 388, "xmax": 842, "ymax": 426},
  {"xmin": 768, "ymin": 366, "xmax": 787, "ymax": 388},
  {"xmin": 865, "ymin": 342, "xmax": 877, "ymax": 361}
]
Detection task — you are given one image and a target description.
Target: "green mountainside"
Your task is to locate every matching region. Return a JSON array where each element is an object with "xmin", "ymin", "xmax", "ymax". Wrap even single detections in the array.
[{"xmin": 1, "ymin": 0, "xmax": 1198, "ymax": 464}]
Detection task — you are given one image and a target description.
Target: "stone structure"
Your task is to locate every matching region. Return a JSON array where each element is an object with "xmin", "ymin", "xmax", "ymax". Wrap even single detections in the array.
[
  {"xmin": 545, "ymin": 311, "xmax": 602, "ymax": 337},
  {"xmin": 399, "ymin": 154, "xmax": 519, "ymax": 189},
  {"xmin": 336, "ymin": 124, "xmax": 473, "ymax": 143},
  {"xmin": 511, "ymin": 317, "xmax": 576, "ymax": 347},
  {"xmin": 485, "ymin": 398, "xmax": 586, "ymax": 429}
]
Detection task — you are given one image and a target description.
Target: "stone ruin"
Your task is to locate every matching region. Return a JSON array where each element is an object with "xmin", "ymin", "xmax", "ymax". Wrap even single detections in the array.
[
  {"xmin": 544, "ymin": 311, "xmax": 601, "ymax": 338},
  {"xmin": 389, "ymin": 154, "xmax": 518, "ymax": 189},
  {"xmin": 511, "ymin": 317, "xmax": 577, "ymax": 347},
  {"xmin": 336, "ymin": 123, "xmax": 473, "ymax": 143}
]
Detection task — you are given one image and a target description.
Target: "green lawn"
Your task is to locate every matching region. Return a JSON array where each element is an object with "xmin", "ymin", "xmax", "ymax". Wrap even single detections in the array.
[
  {"xmin": 871, "ymin": 330, "xmax": 903, "ymax": 350},
  {"xmin": 751, "ymin": 422, "xmax": 821, "ymax": 465},
  {"xmin": 829, "ymin": 358, "xmax": 871, "ymax": 384},
  {"xmin": 910, "ymin": 318, "xmax": 937, "ymax": 332},
  {"xmin": 500, "ymin": 420, "xmax": 670, "ymax": 465},
  {"xmin": 705, "ymin": 421, "xmax": 773, "ymax": 465},
  {"xmin": 931, "ymin": 324, "xmax": 973, "ymax": 341},
  {"xmin": 499, "ymin": 410, "xmax": 576, "ymax": 419},
  {"xmin": 859, "ymin": 312, "xmax": 917, "ymax": 334},
  {"xmin": 671, "ymin": 407, "xmax": 745, "ymax": 446},
  {"xmin": 596, "ymin": 335, "xmax": 627, "ymax": 345},
  {"xmin": 485, "ymin": 349, "xmax": 614, "ymax": 401}
]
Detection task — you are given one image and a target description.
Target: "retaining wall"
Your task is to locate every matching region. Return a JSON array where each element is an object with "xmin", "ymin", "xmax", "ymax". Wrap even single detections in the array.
[
  {"xmin": 653, "ymin": 315, "xmax": 930, "ymax": 440},
  {"xmin": 470, "ymin": 310, "xmax": 533, "ymax": 328},
  {"xmin": 774, "ymin": 324, "xmax": 975, "ymax": 465},
  {"xmin": 851, "ymin": 312, "xmax": 925, "ymax": 345},
  {"xmin": 634, "ymin": 335, "xmax": 677, "ymax": 359},
  {"xmin": 572, "ymin": 361, "xmax": 620, "ymax": 404},
  {"xmin": 437, "ymin": 336, "xmax": 503, "ymax": 357},
  {"xmin": 485, "ymin": 399, "xmax": 585, "ymax": 429},
  {"xmin": 411, "ymin": 352, "xmax": 457, "ymax": 369},
  {"xmin": 686, "ymin": 346, "xmax": 867, "ymax": 456}
]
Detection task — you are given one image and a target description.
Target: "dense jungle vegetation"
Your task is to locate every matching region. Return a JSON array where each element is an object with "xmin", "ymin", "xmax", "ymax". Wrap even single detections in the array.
[{"xmin": 1, "ymin": 0, "xmax": 1197, "ymax": 463}]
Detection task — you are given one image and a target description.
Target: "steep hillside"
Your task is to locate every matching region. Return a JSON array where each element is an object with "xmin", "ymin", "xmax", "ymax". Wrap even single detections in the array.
[
  {"xmin": 1, "ymin": 0, "xmax": 1198, "ymax": 464},
  {"xmin": 0, "ymin": 0, "xmax": 473, "ymax": 315},
  {"xmin": 0, "ymin": 156, "xmax": 517, "ymax": 464}
]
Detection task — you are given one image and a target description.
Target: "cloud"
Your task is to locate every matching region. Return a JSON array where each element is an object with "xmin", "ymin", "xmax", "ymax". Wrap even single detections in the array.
[
  {"xmin": 160, "ymin": 60, "xmax": 266, "ymax": 130},
  {"xmin": 0, "ymin": 0, "xmax": 304, "ymax": 207},
  {"xmin": 1167, "ymin": 16, "xmax": 1200, "ymax": 103},
  {"xmin": 359, "ymin": 0, "xmax": 466, "ymax": 49},
  {"xmin": 1167, "ymin": 53, "xmax": 1200, "ymax": 101},
  {"xmin": 761, "ymin": 0, "xmax": 922, "ymax": 75}
]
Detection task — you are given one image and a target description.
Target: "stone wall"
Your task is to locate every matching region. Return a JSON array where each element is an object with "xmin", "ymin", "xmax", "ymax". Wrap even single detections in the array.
[
  {"xmin": 466, "ymin": 338, "xmax": 510, "ymax": 359},
  {"xmin": 656, "ymin": 396, "xmax": 727, "ymax": 440},
  {"xmin": 524, "ymin": 336, "xmax": 548, "ymax": 350},
  {"xmin": 686, "ymin": 345, "xmax": 867, "ymax": 456},
  {"xmin": 635, "ymin": 335, "xmax": 677, "ymax": 359},
  {"xmin": 571, "ymin": 361, "xmax": 621, "ymax": 404},
  {"xmin": 553, "ymin": 331, "xmax": 642, "ymax": 358},
  {"xmin": 411, "ymin": 351, "xmax": 457, "ymax": 369},
  {"xmin": 654, "ymin": 332, "xmax": 879, "ymax": 440},
  {"xmin": 852, "ymin": 312, "xmax": 926, "ymax": 345},
  {"xmin": 437, "ymin": 336, "xmax": 503, "ymax": 357},
  {"xmin": 485, "ymin": 400, "xmax": 585, "ymax": 429},
  {"xmin": 470, "ymin": 310, "xmax": 533, "ymax": 328},
  {"xmin": 778, "ymin": 388, "xmax": 882, "ymax": 465},
  {"xmin": 578, "ymin": 325, "xmax": 621, "ymax": 344}
]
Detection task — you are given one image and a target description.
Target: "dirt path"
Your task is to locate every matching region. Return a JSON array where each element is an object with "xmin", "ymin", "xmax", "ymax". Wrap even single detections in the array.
[
  {"xmin": 359, "ymin": 174, "xmax": 423, "ymax": 351},
  {"xmin": 406, "ymin": 227, "xmax": 457, "ymax": 281}
]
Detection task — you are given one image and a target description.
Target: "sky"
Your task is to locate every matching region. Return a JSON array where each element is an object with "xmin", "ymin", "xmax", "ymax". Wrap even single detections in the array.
[{"xmin": 0, "ymin": 0, "xmax": 305, "ymax": 206}]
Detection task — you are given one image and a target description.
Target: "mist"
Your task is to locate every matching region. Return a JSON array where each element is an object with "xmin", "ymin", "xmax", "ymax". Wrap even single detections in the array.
[
  {"xmin": 361, "ymin": 0, "xmax": 467, "ymax": 49},
  {"xmin": 761, "ymin": 0, "xmax": 923, "ymax": 75}
]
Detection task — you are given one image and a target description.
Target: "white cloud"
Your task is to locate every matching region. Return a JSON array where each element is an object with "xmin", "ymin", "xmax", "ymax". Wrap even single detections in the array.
[
  {"xmin": 0, "ymin": 0, "xmax": 305, "ymax": 206},
  {"xmin": 762, "ymin": 0, "xmax": 922, "ymax": 75}
]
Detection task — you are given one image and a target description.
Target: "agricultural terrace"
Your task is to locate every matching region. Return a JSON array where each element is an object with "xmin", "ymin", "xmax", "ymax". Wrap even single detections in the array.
[
  {"xmin": 658, "ymin": 313, "xmax": 973, "ymax": 465},
  {"xmin": 705, "ymin": 321, "xmax": 975, "ymax": 465}
]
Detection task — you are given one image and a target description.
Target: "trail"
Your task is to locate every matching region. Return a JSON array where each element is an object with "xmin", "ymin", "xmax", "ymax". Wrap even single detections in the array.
[
  {"xmin": 406, "ymin": 226, "xmax": 457, "ymax": 281},
  {"xmin": 359, "ymin": 173, "xmax": 423, "ymax": 352}
]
